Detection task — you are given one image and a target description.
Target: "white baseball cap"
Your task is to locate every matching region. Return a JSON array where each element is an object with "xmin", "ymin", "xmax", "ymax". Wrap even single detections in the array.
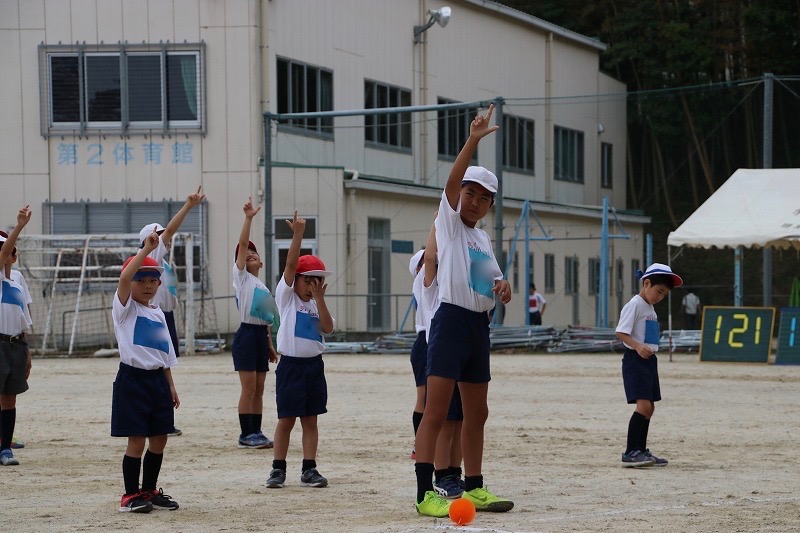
[
  {"xmin": 138, "ymin": 223, "xmax": 165, "ymax": 244},
  {"xmin": 638, "ymin": 263, "xmax": 683, "ymax": 287},
  {"xmin": 409, "ymin": 249, "xmax": 424, "ymax": 276},
  {"xmin": 462, "ymin": 166, "xmax": 498, "ymax": 195}
]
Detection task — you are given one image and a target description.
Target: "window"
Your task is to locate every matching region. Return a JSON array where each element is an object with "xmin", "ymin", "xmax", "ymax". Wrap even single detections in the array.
[
  {"xmin": 544, "ymin": 253, "xmax": 555, "ymax": 292},
  {"xmin": 273, "ymin": 217, "xmax": 318, "ymax": 286},
  {"xmin": 631, "ymin": 259, "xmax": 641, "ymax": 294},
  {"xmin": 437, "ymin": 98, "xmax": 479, "ymax": 160},
  {"xmin": 589, "ymin": 258, "xmax": 600, "ymax": 294},
  {"xmin": 364, "ymin": 81, "xmax": 411, "ymax": 151},
  {"xmin": 565, "ymin": 256, "xmax": 579, "ymax": 295},
  {"xmin": 277, "ymin": 57, "xmax": 333, "ymax": 136},
  {"xmin": 43, "ymin": 200, "xmax": 206, "ymax": 285},
  {"xmin": 503, "ymin": 115, "xmax": 535, "ymax": 173},
  {"xmin": 528, "ymin": 253, "xmax": 535, "ymax": 287},
  {"xmin": 40, "ymin": 43, "xmax": 204, "ymax": 136},
  {"xmin": 601, "ymin": 142, "xmax": 613, "ymax": 188},
  {"xmin": 554, "ymin": 126, "xmax": 584, "ymax": 182}
]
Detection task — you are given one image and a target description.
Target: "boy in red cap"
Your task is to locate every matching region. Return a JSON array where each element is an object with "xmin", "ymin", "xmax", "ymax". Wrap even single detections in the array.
[
  {"xmin": 266, "ymin": 211, "xmax": 334, "ymax": 489},
  {"xmin": 231, "ymin": 197, "xmax": 278, "ymax": 449},
  {"xmin": 0, "ymin": 206, "xmax": 32, "ymax": 467},
  {"xmin": 111, "ymin": 231, "xmax": 180, "ymax": 513}
]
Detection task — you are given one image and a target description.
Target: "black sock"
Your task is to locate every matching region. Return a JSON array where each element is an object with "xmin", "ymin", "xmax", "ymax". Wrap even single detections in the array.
[
  {"xmin": 0, "ymin": 408, "xmax": 16, "ymax": 451},
  {"xmin": 412, "ymin": 411, "xmax": 423, "ymax": 435},
  {"xmin": 122, "ymin": 454, "xmax": 142, "ymax": 495},
  {"xmin": 302, "ymin": 459, "xmax": 316, "ymax": 472},
  {"xmin": 449, "ymin": 466, "xmax": 463, "ymax": 479},
  {"xmin": 626, "ymin": 412, "xmax": 647, "ymax": 454},
  {"xmin": 640, "ymin": 417, "xmax": 651, "ymax": 452},
  {"xmin": 141, "ymin": 450, "xmax": 163, "ymax": 492},
  {"xmin": 464, "ymin": 475, "xmax": 483, "ymax": 492},
  {"xmin": 434, "ymin": 468, "xmax": 449, "ymax": 483},
  {"xmin": 272, "ymin": 459, "xmax": 287, "ymax": 471},
  {"xmin": 239, "ymin": 413, "xmax": 252, "ymax": 437},
  {"xmin": 253, "ymin": 414, "xmax": 263, "ymax": 434},
  {"xmin": 415, "ymin": 462, "xmax": 435, "ymax": 503}
]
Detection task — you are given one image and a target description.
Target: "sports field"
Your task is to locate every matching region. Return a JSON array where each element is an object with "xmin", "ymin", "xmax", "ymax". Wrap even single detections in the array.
[{"xmin": 5, "ymin": 351, "xmax": 799, "ymax": 532}]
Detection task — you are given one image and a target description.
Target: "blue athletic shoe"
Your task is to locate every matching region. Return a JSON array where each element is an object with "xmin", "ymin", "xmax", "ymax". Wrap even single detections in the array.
[
  {"xmin": 238, "ymin": 433, "xmax": 266, "ymax": 449},
  {"xmin": 0, "ymin": 449, "xmax": 19, "ymax": 466},
  {"xmin": 433, "ymin": 474, "xmax": 464, "ymax": 499}
]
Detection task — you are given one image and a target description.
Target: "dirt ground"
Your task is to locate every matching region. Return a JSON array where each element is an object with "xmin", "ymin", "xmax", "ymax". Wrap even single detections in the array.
[{"xmin": 4, "ymin": 351, "xmax": 800, "ymax": 532}]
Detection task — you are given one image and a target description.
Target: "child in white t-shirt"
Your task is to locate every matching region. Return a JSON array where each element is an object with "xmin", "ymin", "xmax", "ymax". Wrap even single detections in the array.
[
  {"xmin": 266, "ymin": 211, "xmax": 334, "ymax": 489},
  {"xmin": 111, "ymin": 232, "xmax": 180, "ymax": 513}
]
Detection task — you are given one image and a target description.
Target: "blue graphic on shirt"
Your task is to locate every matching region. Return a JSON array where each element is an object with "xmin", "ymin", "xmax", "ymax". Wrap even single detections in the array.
[
  {"xmin": 1, "ymin": 281, "xmax": 25, "ymax": 310},
  {"xmin": 133, "ymin": 316, "xmax": 171, "ymax": 354},
  {"xmin": 468, "ymin": 247, "xmax": 495, "ymax": 299},
  {"xmin": 249, "ymin": 287, "xmax": 277, "ymax": 325},
  {"xmin": 163, "ymin": 261, "xmax": 178, "ymax": 297},
  {"xmin": 644, "ymin": 319, "xmax": 661, "ymax": 345},
  {"xmin": 294, "ymin": 311, "xmax": 322, "ymax": 343}
]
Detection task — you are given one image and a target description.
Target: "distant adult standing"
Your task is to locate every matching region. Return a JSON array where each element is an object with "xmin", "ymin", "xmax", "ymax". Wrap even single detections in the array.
[
  {"xmin": 682, "ymin": 290, "xmax": 701, "ymax": 329},
  {"xmin": 528, "ymin": 284, "xmax": 546, "ymax": 326}
]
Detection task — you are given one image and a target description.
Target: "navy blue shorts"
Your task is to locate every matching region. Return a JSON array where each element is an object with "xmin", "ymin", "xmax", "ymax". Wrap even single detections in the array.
[
  {"xmin": 410, "ymin": 331, "xmax": 427, "ymax": 387},
  {"xmin": 111, "ymin": 363, "xmax": 175, "ymax": 437},
  {"xmin": 427, "ymin": 303, "xmax": 491, "ymax": 384},
  {"xmin": 0, "ymin": 340, "xmax": 29, "ymax": 395},
  {"xmin": 621, "ymin": 348, "xmax": 661, "ymax": 404},
  {"xmin": 275, "ymin": 355, "xmax": 327, "ymax": 418},
  {"xmin": 231, "ymin": 323, "xmax": 270, "ymax": 372}
]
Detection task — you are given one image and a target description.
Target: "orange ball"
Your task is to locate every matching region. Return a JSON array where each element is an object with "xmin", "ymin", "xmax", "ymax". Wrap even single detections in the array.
[{"xmin": 449, "ymin": 497, "xmax": 476, "ymax": 525}]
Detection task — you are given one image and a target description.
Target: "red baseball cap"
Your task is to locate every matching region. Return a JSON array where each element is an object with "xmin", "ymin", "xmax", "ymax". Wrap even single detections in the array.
[
  {"xmin": 234, "ymin": 240, "xmax": 258, "ymax": 258},
  {"xmin": 296, "ymin": 255, "xmax": 332, "ymax": 277},
  {"xmin": 122, "ymin": 256, "xmax": 164, "ymax": 280}
]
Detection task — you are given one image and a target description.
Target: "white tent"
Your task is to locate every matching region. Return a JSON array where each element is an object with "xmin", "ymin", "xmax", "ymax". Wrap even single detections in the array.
[{"xmin": 667, "ymin": 168, "xmax": 800, "ymax": 250}]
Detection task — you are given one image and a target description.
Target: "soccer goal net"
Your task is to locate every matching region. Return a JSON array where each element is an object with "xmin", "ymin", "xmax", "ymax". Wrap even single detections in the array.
[{"xmin": 15, "ymin": 233, "xmax": 220, "ymax": 356}]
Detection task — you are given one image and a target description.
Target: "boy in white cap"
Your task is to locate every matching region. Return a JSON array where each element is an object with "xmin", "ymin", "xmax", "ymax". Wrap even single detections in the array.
[
  {"xmin": 266, "ymin": 211, "xmax": 334, "ymax": 489},
  {"xmin": 0, "ymin": 206, "xmax": 32, "ymax": 467},
  {"xmin": 413, "ymin": 104, "xmax": 514, "ymax": 517},
  {"xmin": 112, "ymin": 232, "xmax": 180, "ymax": 513},
  {"xmin": 615, "ymin": 262, "xmax": 683, "ymax": 467},
  {"xmin": 138, "ymin": 185, "xmax": 204, "ymax": 437}
]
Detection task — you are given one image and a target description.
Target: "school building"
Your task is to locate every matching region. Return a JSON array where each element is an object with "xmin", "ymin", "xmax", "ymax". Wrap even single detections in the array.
[{"xmin": 0, "ymin": 0, "xmax": 649, "ymax": 338}]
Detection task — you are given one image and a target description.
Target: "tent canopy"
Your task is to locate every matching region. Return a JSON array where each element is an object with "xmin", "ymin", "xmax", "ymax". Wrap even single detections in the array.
[{"xmin": 667, "ymin": 168, "xmax": 800, "ymax": 250}]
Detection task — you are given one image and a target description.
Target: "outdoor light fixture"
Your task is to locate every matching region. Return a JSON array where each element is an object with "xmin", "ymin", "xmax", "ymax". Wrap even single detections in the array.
[{"xmin": 414, "ymin": 6, "xmax": 451, "ymax": 43}]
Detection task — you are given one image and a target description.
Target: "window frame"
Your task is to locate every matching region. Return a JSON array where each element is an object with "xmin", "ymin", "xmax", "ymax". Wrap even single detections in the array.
[
  {"xmin": 502, "ymin": 114, "xmax": 535, "ymax": 174},
  {"xmin": 276, "ymin": 56, "xmax": 334, "ymax": 138},
  {"xmin": 554, "ymin": 125, "xmax": 585, "ymax": 183},
  {"xmin": 364, "ymin": 79, "xmax": 412, "ymax": 152},
  {"xmin": 437, "ymin": 97, "xmax": 479, "ymax": 162},
  {"xmin": 601, "ymin": 142, "xmax": 613, "ymax": 189},
  {"xmin": 40, "ymin": 42, "xmax": 205, "ymax": 137}
]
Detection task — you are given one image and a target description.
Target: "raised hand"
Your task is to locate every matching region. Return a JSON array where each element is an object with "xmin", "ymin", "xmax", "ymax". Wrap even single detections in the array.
[
  {"xmin": 187, "ymin": 185, "xmax": 205, "ymax": 207},
  {"xmin": 243, "ymin": 196, "xmax": 261, "ymax": 219},
  {"xmin": 470, "ymin": 103, "xmax": 499, "ymax": 139},
  {"xmin": 17, "ymin": 205, "xmax": 32, "ymax": 227},
  {"xmin": 285, "ymin": 210, "xmax": 306, "ymax": 236},
  {"xmin": 143, "ymin": 231, "xmax": 160, "ymax": 252},
  {"xmin": 309, "ymin": 277, "xmax": 328, "ymax": 300}
]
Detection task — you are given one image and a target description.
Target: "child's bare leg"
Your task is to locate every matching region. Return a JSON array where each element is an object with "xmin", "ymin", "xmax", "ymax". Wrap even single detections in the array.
[
  {"xmin": 272, "ymin": 417, "xmax": 295, "ymax": 460},
  {"xmin": 299, "ymin": 415, "xmax": 319, "ymax": 460},
  {"xmin": 414, "ymin": 385, "xmax": 426, "ymax": 414},
  {"xmin": 458, "ymin": 382, "xmax": 488, "ymax": 477},
  {"xmin": 237, "ymin": 371, "xmax": 257, "ymax": 413},
  {"xmin": 434, "ymin": 421, "xmax": 455, "ymax": 470},
  {"xmin": 253, "ymin": 371, "xmax": 267, "ymax": 414},
  {"xmin": 635, "ymin": 399, "xmax": 654, "ymax": 419},
  {"xmin": 147, "ymin": 434, "xmax": 168, "ymax": 454},
  {"xmin": 450, "ymin": 420, "xmax": 463, "ymax": 468},
  {"xmin": 414, "ymin": 376, "xmax": 455, "ymax": 463},
  {"xmin": 125, "ymin": 436, "xmax": 147, "ymax": 458}
]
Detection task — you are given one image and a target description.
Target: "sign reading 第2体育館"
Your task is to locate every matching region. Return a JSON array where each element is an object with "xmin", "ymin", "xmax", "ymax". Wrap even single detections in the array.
[{"xmin": 700, "ymin": 306, "xmax": 775, "ymax": 363}]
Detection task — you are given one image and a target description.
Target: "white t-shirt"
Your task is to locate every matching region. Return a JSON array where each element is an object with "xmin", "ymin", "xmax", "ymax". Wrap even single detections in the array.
[
  {"xmin": 411, "ymin": 267, "xmax": 426, "ymax": 334},
  {"xmin": 682, "ymin": 293, "xmax": 700, "ymax": 314},
  {"xmin": 275, "ymin": 277, "xmax": 334, "ymax": 358},
  {"xmin": 420, "ymin": 272, "xmax": 441, "ymax": 343},
  {"xmin": 232, "ymin": 262, "xmax": 276, "ymax": 326},
  {"xmin": 435, "ymin": 191, "xmax": 502, "ymax": 313},
  {"xmin": 0, "ymin": 269, "xmax": 32, "ymax": 336},
  {"xmin": 148, "ymin": 239, "xmax": 178, "ymax": 312},
  {"xmin": 528, "ymin": 292, "xmax": 546, "ymax": 313},
  {"xmin": 112, "ymin": 292, "xmax": 177, "ymax": 370},
  {"xmin": 10, "ymin": 270, "xmax": 33, "ymax": 307},
  {"xmin": 616, "ymin": 294, "xmax": 661, "ymax": 353}
]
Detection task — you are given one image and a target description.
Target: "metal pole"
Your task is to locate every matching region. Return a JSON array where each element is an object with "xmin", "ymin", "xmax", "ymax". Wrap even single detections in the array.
[
  {"xmin": 762, "ymin": 73, "xmax": 773, "ymax": 307},
  {"xmin": 735, "ymin": 247, "xmax": 743, "ymax": 306},
  {"xmin": 524, "ymin": 202, "xmax": 531, "ymax": 325},
  {"xmin": 185, "ymin": 233, "xmax": 195, "ymax": 355},
  {"xmin": 494, "ymin": 96, "xmax": 505, "ymax": 324},
  {"xmin": 263, "ymin": 115, "xmax": 273, "ymax": 287},
  {"xmin": 599, "ymin": 196, "xmax": 609, "ymax": 328}
]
